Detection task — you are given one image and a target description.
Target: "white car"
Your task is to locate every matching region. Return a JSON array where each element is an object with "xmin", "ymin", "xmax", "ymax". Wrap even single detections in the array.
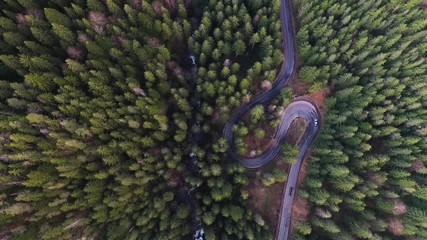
[
  {"xmin": 314, "ymin": 119, "xmax": 318, "ymax": 126},
  {"xmin": 193, "ymin": 227, "xmax": 204, "ymax": 240},
  {"xmin": 189, "ymin": 55, "xmax": 196, "ymax": 65}
]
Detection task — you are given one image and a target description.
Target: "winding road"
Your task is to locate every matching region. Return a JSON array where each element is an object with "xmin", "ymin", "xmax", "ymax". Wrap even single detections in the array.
[{"xmin": 223, "ymin": 0, "xmax": 320, "ymax": 239}]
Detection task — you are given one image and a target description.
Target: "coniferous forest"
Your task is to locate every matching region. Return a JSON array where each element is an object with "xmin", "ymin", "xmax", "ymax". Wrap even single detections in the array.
[
  {"xmin": 0, "ymin": 0, "xmax": 426, "ymax": 240},
  {"xmin": 292, "ymin": 0, "xmax": 427, "ymax": 239}
]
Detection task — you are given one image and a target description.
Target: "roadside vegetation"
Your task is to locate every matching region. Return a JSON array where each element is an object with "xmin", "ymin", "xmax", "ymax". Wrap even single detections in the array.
[{"xmin": 292, "ymin": 0, "xmax": 427, "ymax": 239}]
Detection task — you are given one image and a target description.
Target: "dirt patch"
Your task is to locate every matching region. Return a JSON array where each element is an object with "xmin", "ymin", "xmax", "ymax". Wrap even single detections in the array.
[
  {"xmin": 247, "ymin": 175, "xmax": 267, "ymax": 210},
  {"xmin": 309, "ymin": 87, "xmax": 330, "ymax": 109},
  {"xmin": 297, "ymin": 154, "xmax": 309, "ymax": 186},
  {"xmin": 291, "ymin": 195, "xmax": 310, "ymax": 222},
  {"xmin": 291, "ymin": 78, "xmax": 309, "ymax": 96},
  {"xmin": 286, "ymin": 118, "xmax": 307, "ymax": 145},
  {"xmin": 245, "ymin": 134, "xmax": 259, "ymax": 150},
  {"xmin": 241, "ymin": 110, "xmax": 252, "ymax": 123},
  {"xmin": 260, "ymin": 137, "xmax": 276, "ymax": 152}
]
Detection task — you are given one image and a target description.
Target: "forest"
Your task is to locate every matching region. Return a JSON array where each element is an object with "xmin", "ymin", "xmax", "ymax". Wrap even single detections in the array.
[
  {"xmin": 0, "ymin": 0, "xmax": 426, "ymax": 239},
  {"xmin": 291, "ymin": 0, "xmax": 427, "ymax": 239},
  {"xmin": 0, "ymin": 0, "xmax": 198, "ymax": 239}
]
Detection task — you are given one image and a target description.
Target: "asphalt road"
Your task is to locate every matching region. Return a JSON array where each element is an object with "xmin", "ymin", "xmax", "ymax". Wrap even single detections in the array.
[{"xmin": 223, "ymin": 0, "xmax": 320, "ymax": 239}]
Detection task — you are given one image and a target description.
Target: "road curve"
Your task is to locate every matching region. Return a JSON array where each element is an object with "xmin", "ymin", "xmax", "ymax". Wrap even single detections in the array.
[{"xmin": 222, "ymin": 0, "xmax": 320, "ymax": 239}]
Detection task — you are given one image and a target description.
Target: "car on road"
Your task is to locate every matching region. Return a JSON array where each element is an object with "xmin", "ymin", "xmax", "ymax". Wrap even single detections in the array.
[
  {"xmin": 189, "ymin": 55, "xmax": 196, "ymax": 65},
  {"xmin": 314, "ymin": 118, "xmax": 318, "ymax": 126},
  {"xmin": 193, "ymin": 225, "xmax": 204, "ymax": 240}
]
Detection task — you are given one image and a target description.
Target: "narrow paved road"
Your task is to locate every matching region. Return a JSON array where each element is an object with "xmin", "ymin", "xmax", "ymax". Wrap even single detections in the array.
[{"xmin": 223, "ymin": 0, "xmax": 320, "ymax": 239}]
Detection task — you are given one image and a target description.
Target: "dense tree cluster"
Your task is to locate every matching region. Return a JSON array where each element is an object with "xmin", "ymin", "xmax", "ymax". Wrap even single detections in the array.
[
  {"xmin": 189, "ymin": 0, "xmax": 283, "ymax": 125},
  {"xmin": 0, "ymin": 0, "xmax": 196, "ymax": 239},
  {"xmin": 292, "ymin": 0, "xmax": 427, "ymax": 239}
]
